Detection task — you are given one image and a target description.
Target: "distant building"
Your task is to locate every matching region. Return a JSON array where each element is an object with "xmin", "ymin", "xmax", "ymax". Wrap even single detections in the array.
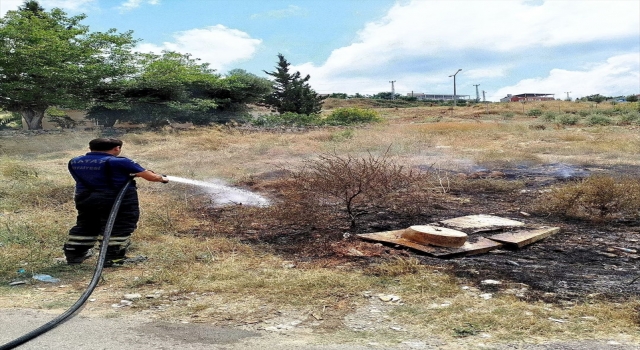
[
  {"xmin": 406, "ymin": 93, "xmax": 471, "ymax": 101},
  {"xmin": 500, "ymin": 93, "xmax": 555, "ymax": 102}
]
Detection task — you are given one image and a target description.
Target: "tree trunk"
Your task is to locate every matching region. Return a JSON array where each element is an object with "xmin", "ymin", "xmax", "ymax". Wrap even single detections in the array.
[{"xmin": 20, "ymin": 108, "xmax": 46, "ymax": 130}]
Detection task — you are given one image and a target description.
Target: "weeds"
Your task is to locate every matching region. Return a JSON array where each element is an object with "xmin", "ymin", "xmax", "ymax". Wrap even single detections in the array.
[
  {"xmin": 541, "ymin": 111, "xmax": 557, "ymax": 122},
  {"xmin": 324, "ymin": 107, "xmax": 382, "ymax": 125},
  {"xmin": 526, "ymin": 109, "xmax": 543, "ymax": 117},
  {"xmin": 366, "ymin": 257, "xmax": 423, "ymax": 277},
  {"xmin": 501, "ymin": 112, "xmax": 515, "ymax": 120},
  {"xmin": 533, "ymin": 175, "xmax": 640, "ymax": 222},
  {"xmin": 586, "ymin": 114, "xmax": 612, "ymax": 126},
  {"xmin": 618, "ymin": 111, "xmax": 640, "ymax": 125},
  {"xmin": 556, "ymin": 114, "xmax": 580, "ymax": 126},
  {"xmin": 453, "ymin": 322, "xmax": 483, "ymax": 337}
]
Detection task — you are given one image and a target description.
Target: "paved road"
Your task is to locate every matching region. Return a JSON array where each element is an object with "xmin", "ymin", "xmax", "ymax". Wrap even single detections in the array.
[{"xmin": 1, "ymin": 308, "xmax": 638, "ymax": 350}]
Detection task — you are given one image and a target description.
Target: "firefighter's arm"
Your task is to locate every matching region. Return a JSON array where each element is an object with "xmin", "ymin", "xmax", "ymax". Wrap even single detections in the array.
[{"xmin": 134, "ymin": 170, "xmax": 169, "ymax": 183}]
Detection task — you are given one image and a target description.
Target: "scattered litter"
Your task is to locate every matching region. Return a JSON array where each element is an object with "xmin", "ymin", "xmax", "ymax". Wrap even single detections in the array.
[
  {"xmin": 598, "ymin": 252, "xmax": 618, "ymax": 258},
  {"xmin": 428, "ymin": 303, "xmax": 451, "ymax": 309},
  {"xmin": 123, "ymin": 255, "xmax": 148, "ymax": 264},
  {"xmin": 390, "ymin": 326, "xmax": 406, "ymax": 332},
  {"xmin": 347, "ymin": 248, "xmax": 364, "ymax": 256},
  {"xmin": 548, "ymin": 318, "xmax": 568, "ymax": 323},
  {"xmin": 112, "ymin": 300, "xmax": 133, "ymax": 308},
  {"xmin": 506, "ymin": 260, "xmax": 520, "ymax": 266},
  {"xmin": 32, "ymin": 274, "xmax": 60, "ymax": 283},
  {"xmin": 378, "ymin": 294, "xmax": 401, "ymax": 302},
  {"xmin": 489, "ymin": 249, "xmax": 508, "ymax": 254},
  {"xmin": 89, "ymin": 298, "xmax": 96, "ymax": 302},
  {"xmin": 613, "ymin": 247, "xmax": 637, "ymax": 254},
  {"xmin": 607, "ymin": 341, "xmax": 622, "ymax": 345},
  {"xmin": 519, "ymin": 212, "xmax": 531, "ymax": 217},
  {"xmin": 282, "ymin": 261, "xmax": 296, "ymax": 268},
  {"xmin": 481, "ymin": 279, "xmax": 502, "ymax": 285},
  {"xmin": 580, "ymin": 316, "xmax": 598, "ymax": 321},
  {"xmin": 479, "ymin": 293, "xmax": 493, "ymax": 300},
  {"xmin": 124, "ymin": 293, "xmax": 142, "ymax": 300},
  {"xmin": 9, "ymin": 281, "xmax": 27, "ymax": 286}
]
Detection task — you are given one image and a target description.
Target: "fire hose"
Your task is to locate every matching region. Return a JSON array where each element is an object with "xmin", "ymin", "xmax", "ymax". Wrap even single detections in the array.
[{"xmin": 0, "ymin": 178, "xmax": 134, "ymax": 350}]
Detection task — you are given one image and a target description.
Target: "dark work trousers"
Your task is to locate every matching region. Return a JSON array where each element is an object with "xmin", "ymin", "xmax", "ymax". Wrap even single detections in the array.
[{"xmin": 64, "ymin": 188, "xmax": 140, "ymax": 260}]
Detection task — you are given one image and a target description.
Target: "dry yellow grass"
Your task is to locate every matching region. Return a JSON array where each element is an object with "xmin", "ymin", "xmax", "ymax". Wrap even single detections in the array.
[{"xmin": 1, "ymin": 101, "xmax": 640, "ymax": 346}]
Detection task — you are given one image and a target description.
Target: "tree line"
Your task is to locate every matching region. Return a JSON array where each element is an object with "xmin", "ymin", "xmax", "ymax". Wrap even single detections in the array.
[{"xmin": 0, "ymin": 1, "xmax": 325, "ymax": 130}]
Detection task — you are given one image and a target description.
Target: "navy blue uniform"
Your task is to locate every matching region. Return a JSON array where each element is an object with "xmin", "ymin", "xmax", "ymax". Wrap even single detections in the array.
[{"xmin": 65, "ymin": 152, "xmax": 146, "ymax": 263}]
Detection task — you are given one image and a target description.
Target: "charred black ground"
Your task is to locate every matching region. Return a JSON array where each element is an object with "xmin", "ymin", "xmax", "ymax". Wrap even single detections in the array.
[{"xmin": 201, "ymin": 163, "xmax": 640, "ymax": 303}]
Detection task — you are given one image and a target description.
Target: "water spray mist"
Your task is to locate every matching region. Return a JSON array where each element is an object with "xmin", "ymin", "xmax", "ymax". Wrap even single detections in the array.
[{"xmin": 166, "ymin": 176, "xmax": 270, "ymax": 207}]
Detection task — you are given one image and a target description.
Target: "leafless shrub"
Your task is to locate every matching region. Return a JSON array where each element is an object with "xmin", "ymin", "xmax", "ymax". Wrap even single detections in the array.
[
  {"xmin": 533, "ymin": 175, "xmax": 640, "ymax": 222},
  {"xmin": 291, "ymin": 150, "xmax": 434, "ymax": 229}
]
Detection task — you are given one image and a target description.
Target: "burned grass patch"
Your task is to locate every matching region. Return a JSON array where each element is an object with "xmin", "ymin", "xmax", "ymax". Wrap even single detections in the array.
[{"xmin": 195, "ymin": 161, "xmax": 640, "ymax": 304}]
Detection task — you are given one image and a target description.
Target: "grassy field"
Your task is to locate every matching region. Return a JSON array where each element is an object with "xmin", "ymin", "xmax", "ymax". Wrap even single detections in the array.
[{"xmin": 1, "ymin": 100, "xmax": 639, "ymax": 347}]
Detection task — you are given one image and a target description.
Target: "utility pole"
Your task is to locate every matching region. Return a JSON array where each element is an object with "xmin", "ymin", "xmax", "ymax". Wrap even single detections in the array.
[
  {"xmin": 449, "ymin": 69, "xmax": 462, "ymax": 107},
  {"xmin": 389, "ymin": 80, "xmax": 396, "ymax": 100},
  {"xmin": 482, "ymin": 90, "xmax": 488, "ymax": 112},
  {"xmin": 473, "ymin": 84, "xmax": 480, "ymax": 103},
  {"xmin": 564, "ymin": 91, "xmax": 571, "ymax": 101}
]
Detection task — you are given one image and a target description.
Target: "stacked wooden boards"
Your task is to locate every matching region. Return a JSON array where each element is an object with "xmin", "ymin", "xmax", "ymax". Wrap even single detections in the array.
[{"xmin": 357, "ymin": 214, "xmax": 560, "ymax": 258}]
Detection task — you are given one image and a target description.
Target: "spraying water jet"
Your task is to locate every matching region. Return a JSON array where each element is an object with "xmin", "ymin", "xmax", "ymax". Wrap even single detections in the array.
[{"xmin": 166, "ymin": 176, "xmax": 270, "ymax": 207}]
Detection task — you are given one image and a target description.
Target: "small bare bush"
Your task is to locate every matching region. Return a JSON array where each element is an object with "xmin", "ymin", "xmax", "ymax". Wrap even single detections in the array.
[
  {"xmin": 533, "ymin": 175, "xmax": 640, "ymax": 222},
  {"xmin": 292, "ymin": 151, "xmax": 433, "ymax": 228}
]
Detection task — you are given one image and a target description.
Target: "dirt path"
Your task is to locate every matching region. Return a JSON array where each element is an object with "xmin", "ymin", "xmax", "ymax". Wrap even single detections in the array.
[{"xmin": 2, "ymin": 308, "xmax": 638, "ymax": 350}]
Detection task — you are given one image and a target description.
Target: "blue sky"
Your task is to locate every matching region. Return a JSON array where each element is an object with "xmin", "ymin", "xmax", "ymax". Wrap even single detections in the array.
[{"xmin": 2, "ymin": 0, "xmax": 639, "ymax": 101}]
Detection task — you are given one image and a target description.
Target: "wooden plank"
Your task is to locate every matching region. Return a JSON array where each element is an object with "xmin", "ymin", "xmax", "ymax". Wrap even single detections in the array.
[
  {"xmin": 402, "ymin": 225, "xmax": 467, "ymax": 247},
  {"xmin": 357, "ymin": 231, "xmax": 502, "ymax": 258},
  {"xmin": 428, "ymin": 237, "xmax": 503, "ymax": 258},
  {"xmin": 357, "ymin": 230, "xmax": 439, "ymax": 256},
  {"xmin": 487, "ymin": 227, "xmax": 561, "ymax": 248},
  {"xmin": 439, "ymin": 214, "xmax": 524, "ymax": 233}
]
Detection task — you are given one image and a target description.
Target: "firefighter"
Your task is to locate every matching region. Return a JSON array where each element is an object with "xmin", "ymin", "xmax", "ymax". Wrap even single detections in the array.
[{"xmin": 64, "ymin": 138, "xmax": 169, "ymax": 267}]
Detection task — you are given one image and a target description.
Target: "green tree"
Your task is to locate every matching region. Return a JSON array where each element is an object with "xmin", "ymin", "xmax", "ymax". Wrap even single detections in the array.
[
  {"xmin": 88, "ymin": 53, "xmax": 272, "ymax": 127},
  {"xmin": 0, "ymin": 1, "xmax": 138, "ymax": 129},
  {"xmin": 371, "ymin": 92, "xmax": 398, "ymax": 100},
  {"xmin": 626, "ymin": 95, "xmax": 638, "ymax": 102},
  {"xmin": 263, "ymin": 54, "xmax": 325, "ymax": 115}
]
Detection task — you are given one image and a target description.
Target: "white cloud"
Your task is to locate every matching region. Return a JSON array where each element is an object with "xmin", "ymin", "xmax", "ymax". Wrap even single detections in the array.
[
  {"xmin": 0, "ymin": 0, "xmax": 24, "ymax": 17},
  {"xmin": 291, "ymin": 0, "xmax": 639, "ymax": 95},
  {"xmin": 492, "ymin": 53, "xmax": 640, "ymax": 100},
  {"xmin": 251, "ymin": 5, "xmax": 305, "ymax": 19},
  {"xmin": 136, "ymin": 25, "xmax": 262, "ymax": 71},
  {"xmin": 117, "ymin": 0, "xmax": 159, "ymax": 12},
  {"xmin": 464, "ymin": 67, "xmax": 508, "ymax": 80}
]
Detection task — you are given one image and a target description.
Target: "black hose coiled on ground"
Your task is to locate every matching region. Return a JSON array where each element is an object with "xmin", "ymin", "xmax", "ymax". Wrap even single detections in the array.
[{"xmin": 0, "ymin": 179, "xmax": 133, "ymax": 350}]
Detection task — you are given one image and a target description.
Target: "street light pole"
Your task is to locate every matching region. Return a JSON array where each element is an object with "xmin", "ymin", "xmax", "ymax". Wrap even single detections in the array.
[{"xmin": 449, "ymin": 69, "xmax": 462, "ymax": 107}]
